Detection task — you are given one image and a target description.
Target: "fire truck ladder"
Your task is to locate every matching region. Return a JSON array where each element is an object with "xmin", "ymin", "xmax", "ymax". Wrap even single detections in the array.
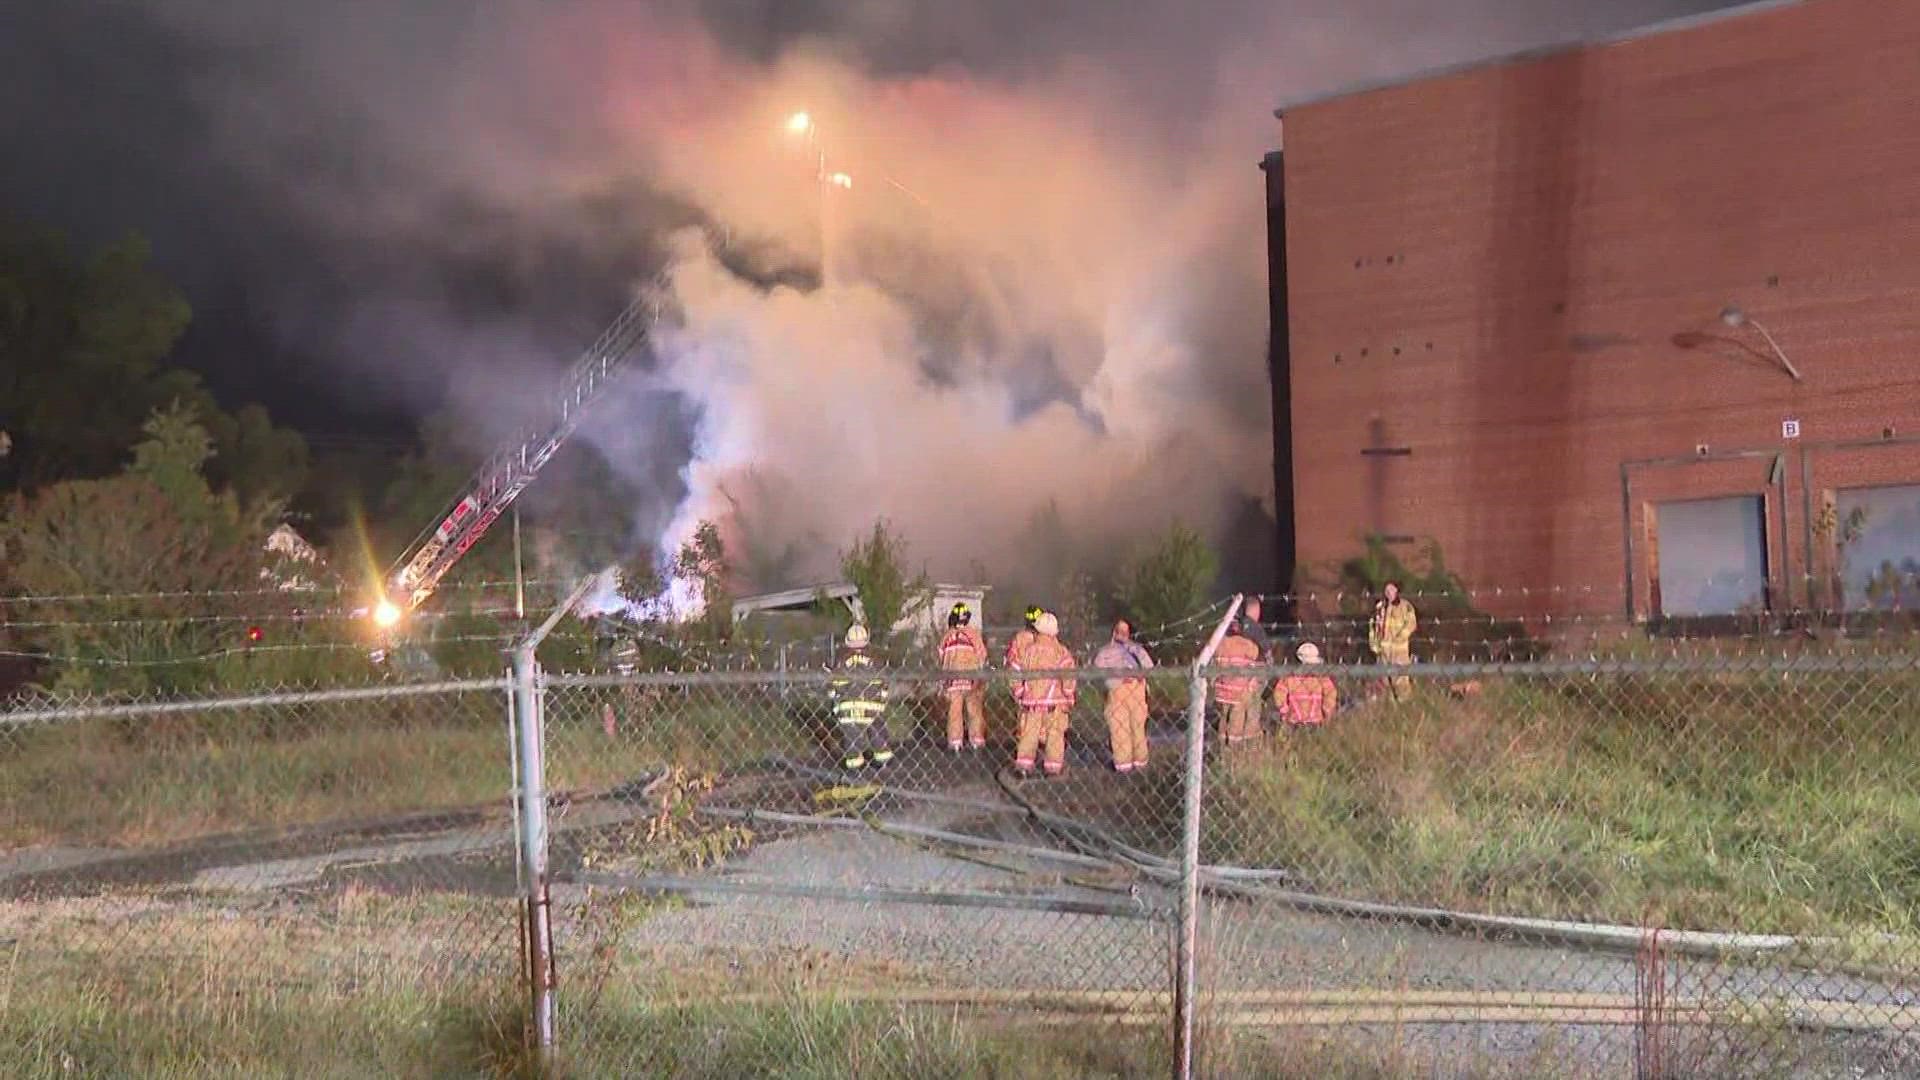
[{"xmin": 384, "ymin": 291, "xmax": 660, "ymax": 613}]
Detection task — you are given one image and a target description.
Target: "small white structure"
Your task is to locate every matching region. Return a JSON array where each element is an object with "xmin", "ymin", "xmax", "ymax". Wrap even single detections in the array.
[
  {"xmin": 731, "ymin": 582, "xmax": 989, "ymax": 646},
  {"xmin": 262, "ymin": 524, "xmax": 324, "ymax": 592}
]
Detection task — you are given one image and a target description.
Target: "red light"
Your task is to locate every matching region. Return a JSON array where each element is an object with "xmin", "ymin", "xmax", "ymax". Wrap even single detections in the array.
[{"xmin": 246, "ymin": 626, "xmax": 264, "ymax": 643}]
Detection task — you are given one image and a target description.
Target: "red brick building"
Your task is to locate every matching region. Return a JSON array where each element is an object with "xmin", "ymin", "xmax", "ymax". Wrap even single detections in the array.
[{"xmin": 1266, "ymin": 0, "xmax": 1920, "ymax": 621}]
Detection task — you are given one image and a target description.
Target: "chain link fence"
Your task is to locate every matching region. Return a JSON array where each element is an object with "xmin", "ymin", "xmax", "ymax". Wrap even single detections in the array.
[{"xmin": 7, "ymin": 605, "xmax": 1920, "ymax": 1076}]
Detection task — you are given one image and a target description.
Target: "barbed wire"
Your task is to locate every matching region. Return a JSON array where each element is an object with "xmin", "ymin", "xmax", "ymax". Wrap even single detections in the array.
[
  {"xmin": 0, "ymin": 577, "xmax": 575, "ymax": 605},
  {"xmin": 0, "ymin": 606, "xmax": 528, "ymax": 631},
  {"xmin": 0, "ymin": 632, "xmax": 519, "ymax": 668}
]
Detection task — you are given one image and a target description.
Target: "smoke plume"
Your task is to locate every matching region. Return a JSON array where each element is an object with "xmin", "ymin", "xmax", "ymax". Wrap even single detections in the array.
[{"xmin": 3, "ymin": 0, "xmax": 1727, "ymax": 594}]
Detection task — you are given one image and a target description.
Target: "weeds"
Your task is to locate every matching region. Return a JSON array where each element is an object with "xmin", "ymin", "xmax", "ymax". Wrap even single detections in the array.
[{"xmin": 1205, "ymin": 673, "xmax": 1920, "ymax": 943}]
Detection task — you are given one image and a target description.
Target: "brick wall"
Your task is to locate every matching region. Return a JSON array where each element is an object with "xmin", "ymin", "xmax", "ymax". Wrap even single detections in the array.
[{"xmin": 1278, "ymin": 0, "xmax": 1920, "ymax": 618}]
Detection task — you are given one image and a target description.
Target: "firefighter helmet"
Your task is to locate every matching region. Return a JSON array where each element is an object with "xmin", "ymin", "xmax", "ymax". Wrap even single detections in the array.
[
  {"xmin": 1296, "ymin": 642, "xmax": 1323, "ymax": 665},
  {"xmin": 948, "ymin": 601, "xmax": 972, "ymax": 628},
  {"xmin": 1035, "ymin": 611, "xmax": 1060, "ymax": 637},
  {"xmin": 1024, "ymin": 604, "xmax": 1043, "ymax": 628},
  {"xmin": 844, "ymin": 623, "xmax": 871, "ymax": 649}
]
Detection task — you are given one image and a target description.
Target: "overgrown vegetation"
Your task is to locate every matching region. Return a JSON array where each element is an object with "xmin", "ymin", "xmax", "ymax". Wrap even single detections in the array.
[
  {"xmin": 839, "ymin": 517, "xmax": 930, "ymax": 648},
  {"xmin": 1206, "ymin": 671, "xmax": 1920, "ymax": 941},
  {"xmin": 1116, "ymin": 521, "xmax": 1219, "ymax": 644},
  {"xmin": 1296, "ymin": 535, "xmax": 1542, "ymax": 662},
  {"xmin": 0, "ymin": 692, "xmax": 811, "ymax": 848},
  {"xmin": 1, "ymin": 406, "xmax": 294, "ymax": 694}
]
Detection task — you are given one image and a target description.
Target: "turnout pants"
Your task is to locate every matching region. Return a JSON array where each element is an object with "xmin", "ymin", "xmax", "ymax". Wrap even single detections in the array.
[
  {"xmin": 945, "ymin": 687, "xmax": 987, "ymax": 748},
  {"xmin": 1220, "ymin": 696, "xmax": 1262, "ymax": 745},
  {"xmin": 1105, "ymin": 683, "xmax": 1150, "ymax": 770},
  {"xmin": 838, "ymin": 718, "xmax": 892, "ymax": 769},
  {"xmin": 1015, "ymin": 707, "xmax": 1070, "ymax": 775},
  {"xmin": 1377, "ymin": 644, "xmax": 1413, "ymax": 701}
]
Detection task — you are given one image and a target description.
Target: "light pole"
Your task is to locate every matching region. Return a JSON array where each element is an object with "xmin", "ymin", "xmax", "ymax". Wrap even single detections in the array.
[
  {"xmin": 785, "ymin": 111, "xmax": 854, "ymax": 285},
  {"xmin": 1719, "ymin": 305, "xmax": 1803, "ymax": 381}
]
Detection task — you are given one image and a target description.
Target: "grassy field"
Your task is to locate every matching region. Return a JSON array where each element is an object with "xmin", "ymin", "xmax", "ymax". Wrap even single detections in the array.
[
  {"xmin": 1206, "ymin": 671, "xmax": 1920, "ymax": 942},
  {"xmin": 2, "ymin": 894, "xmax": 1590, "ymax": 1079},
  {"xmin": 1, "ymin": 691, "xmax": 814, "ymax": 848}
]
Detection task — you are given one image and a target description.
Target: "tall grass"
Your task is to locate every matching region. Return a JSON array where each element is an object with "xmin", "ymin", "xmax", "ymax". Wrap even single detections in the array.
[
  {"xmin": 1206, "ymin": 672, "xmax": 1920, "ymax": 939},
  {"xmin": 2, "ymin": 691, "xmax": 814, "ymax": 848}
]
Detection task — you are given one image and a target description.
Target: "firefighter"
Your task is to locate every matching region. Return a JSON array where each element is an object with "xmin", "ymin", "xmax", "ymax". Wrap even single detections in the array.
[
  {"xmin": 1211, "ymin": 622, "xmax": 1263, "ymax": 745},
  {"xmin": 1013, "ymin": 611, "xmax": 1078, "ymax": 777},
  {"xmin": 1005, "ymin": 604, "xmax": 1043, "ymax": 669},
  {"xmin": 1005, "ymin": 604, "xmax": 1044, "ymax": 749},
  {"xmin": 938, "ymin": 601, "xmax": 989, "ymax": 750},
  {"xmin": 1239, "ymin": 595, "xmax": 1273, "ymax": 658},
  {"xmin": 1093, "ymin": 618, "xmax": 1154, "ymax": 772},
  {"xmin": 1368, "ymin": 580, "xmax": 1418, "ymax": 702},
  {"xmin": 829, "ymin": 623, "xmax": 893, "ymax": 770},
  {"xmin": 1273, "ymin": 641, "xmax": 1338, "ymax": 729}
]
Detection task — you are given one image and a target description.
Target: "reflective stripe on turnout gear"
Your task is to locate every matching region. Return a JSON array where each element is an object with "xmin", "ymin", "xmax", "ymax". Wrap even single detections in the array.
[{"xmin": 1017, "ymin": 635, "xmax": 1078, "ymax": 707}]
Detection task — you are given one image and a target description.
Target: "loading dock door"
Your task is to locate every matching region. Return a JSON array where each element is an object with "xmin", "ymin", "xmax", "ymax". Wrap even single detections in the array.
[{"xmin": 1653, "ymin": 495, "xmax": 1769, "ymax": 616}]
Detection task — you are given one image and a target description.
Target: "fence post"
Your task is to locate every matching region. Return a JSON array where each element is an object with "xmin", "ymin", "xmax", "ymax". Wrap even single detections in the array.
[
  {"xmin": 509, "ymin": 574, "xmax": 597, "ymax": 1065},
  {"xmin": 512, "ymin": 643, "xmax": 556, "ymax": 1063},
  {"xmin": 1174, "ymin": 595, "xmax": 1246, "ymax": 1080}
]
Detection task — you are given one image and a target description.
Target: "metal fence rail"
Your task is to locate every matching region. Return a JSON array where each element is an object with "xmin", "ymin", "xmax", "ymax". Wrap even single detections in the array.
[{"xmin": 7, "ymin": 623, "xmax": 1920, "ymax": 1077}]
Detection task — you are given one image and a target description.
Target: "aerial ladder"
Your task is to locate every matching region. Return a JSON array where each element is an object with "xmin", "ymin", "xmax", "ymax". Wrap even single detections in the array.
[{"xmin": 372, "ymin": 288, "xmax": 662, "ymax": 625}]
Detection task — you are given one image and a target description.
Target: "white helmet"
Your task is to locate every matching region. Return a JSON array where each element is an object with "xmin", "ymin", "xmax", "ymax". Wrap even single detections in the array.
[
  {"xmin": 1295, "ymin": 642, "xmax": 1323, "ymax": 665},
  {"xmin": 1034, "ymin": 611, "xmax": 1060, "ymax": 637},
  {"xmin": 844, "ymin": 624, "xmax": 871, "ymax": 649}
]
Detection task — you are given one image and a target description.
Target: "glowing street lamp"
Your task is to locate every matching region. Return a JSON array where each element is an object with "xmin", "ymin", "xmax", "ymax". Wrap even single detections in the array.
[{"xmin": 783, "ymin": 109, "xmax": 847, "ymax": 281}]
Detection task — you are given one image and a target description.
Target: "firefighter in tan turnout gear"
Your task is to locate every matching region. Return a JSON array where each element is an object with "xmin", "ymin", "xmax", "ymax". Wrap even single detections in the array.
[
  {"xmin": 829, "ymin": 624, "xmax": 893, "ymax": 770},
  {"xmin": 1004, "ymin": 604, "xmax": 1043, "ymax": 749},
  {"xmin": 1212, "ymin": 621, "xmax": 1263, "ymax": 745},
  {"xmin": 1369, "ymin": 580, "xmax": 1418, "ymax": 702},
  {"xmin": 1273, "ymin": 641, "xmax": 1338, "ymax": 729},
  {"xmin": 1013, "ymin": 611, "xmax": 1078, "ymax": 777},
  {"xmin": 938, "ymin": 601, "xmax": 989, "ymax": 750},
  {"xmin": 1093, "ymin": 618, "xmax": 1154, "ymax": 772}
]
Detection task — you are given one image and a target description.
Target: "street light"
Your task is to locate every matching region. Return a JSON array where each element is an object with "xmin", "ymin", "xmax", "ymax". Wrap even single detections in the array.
[
  {"xmin": 1719, "ymin": 304, "xmax": 1803, "ymax": 381},
  {"xmin": 784, "ymin": 109, "xmax": 848, "ymax": 282}
]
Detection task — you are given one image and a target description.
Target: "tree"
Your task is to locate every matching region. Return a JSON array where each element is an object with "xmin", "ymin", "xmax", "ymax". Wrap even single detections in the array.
[
  {"xmin": 676, "ymin": 520, "xmax": 735, "ymax": 640},
  {"xmin": 1, "ymin": 406, "xmax": 283, "ymax": 693},
  {"xmin": 0, "ymin": 222, "xmax": 192, "ymax": 489},
  {"xmin": 0, "ymin": 218, "xmax": 310, "ymax": 504},
  {"xmin": 201, "ymin": 403, "xmax": 310, "ymax": 507},
  {"xmin": 840, "ymin": 519, "xmax": 929, "ymax": 647},
  {"xmin": 1117, "ymin": 522, "xmax": 1218, "ymax": 642}
]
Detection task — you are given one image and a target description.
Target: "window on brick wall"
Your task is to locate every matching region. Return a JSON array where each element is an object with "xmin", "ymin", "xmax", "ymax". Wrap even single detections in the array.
[
  {"xmin": 1652, "ymin": 495, "xmax": 1770, "ymax": 617},
  {"xmin": 1835, "ymin": 484, "xmax": 1920, "ymax": 611}
]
